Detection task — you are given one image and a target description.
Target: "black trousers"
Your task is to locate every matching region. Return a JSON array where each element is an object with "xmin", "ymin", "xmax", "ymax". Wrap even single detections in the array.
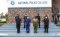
[
  {"xmin": 55, "ymin": 21, "xmax": 57, "ymax": 24},
  {"xmin": 24, "ymin": 22, "xmax": 26, "ymax": 28},
  {"xmin": 16, "ymin": 23, "xmax": 20, "ymax": 33},
  {"xmin": 44, "ymin": 27, "xmax": 48, "ymax": 33},
  {"xmin": 17, "ymin": 26, "xmax": 20, "ymax": 33},
  {"xmin": 38, "ymin": 21, "xmax": 40, "ymax": 28}
]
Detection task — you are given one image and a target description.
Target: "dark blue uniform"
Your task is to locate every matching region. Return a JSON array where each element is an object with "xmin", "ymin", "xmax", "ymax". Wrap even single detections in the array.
[
  {"xmin": 52, "ymin": 15, "xmax": 55, "ymax": 22},
  {"xmin": 43, "ymin": 16, "xmax": 49, "ymax": 33},
  {"xmin": 24, "ymin": 16, "xmax": 27, "ymax": 28},
  {"xmin": 57, "ymin": 15, "xmax": 59, "ymax": 22},
  {"xmin": 54, "ymin": 17, "xmax": 58, "ymax": 24},
  {"xmin": 15, "ymin": 16, "xmax": 21, "ymax": 33},
  {"xmin": 25, "ymin": 18, "xmax": 31, "ymax": 33}
]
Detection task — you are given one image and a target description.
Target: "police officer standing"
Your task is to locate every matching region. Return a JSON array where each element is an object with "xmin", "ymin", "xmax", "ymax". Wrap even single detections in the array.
[
  {"xmin": 24, "ymin": 14, "xmax": 27, "ymax": 28},
  {"xmin": 43, "ymin": 15, "xmax": 49, "ymax": 33},
  {"xmin": 52, "ymin": 14, "xmax": 55, "ymax": 22},
  {"xmin": 35, "ymin": 13, "xmax": 40, "ymax": 28},
  {"xmin": 54, "ymin": 16, "xmax": 58, "ymax": 24},
  {"xmin": 57, "ymin": 15, "xmax": 59, "ymax": 22},
  {"xmin": 15, "ymin": 14, "xmax": 21, "ymax": 33},
  {"xmin": 25, "ymin": 16, "xmax": 31, "ymax": 33},
  {"xmin": 33, "ymin": 17, "xmax": 38, "ymax": 33}
]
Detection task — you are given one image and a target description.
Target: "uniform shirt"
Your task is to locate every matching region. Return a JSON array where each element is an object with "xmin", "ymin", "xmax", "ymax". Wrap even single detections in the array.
[
  {"xmin": 35, "ymin": 16, "xmax": 40, "ymax": 21},
  {"xmin": 15, "ymin": 16, "xmax": 21, "ymax": 23},
  {"xmin": 25, "ymin": 18, "xmax": 31, "ymax": 26},
  {"xmin": 44, "ymin": 17, "xmax": 49, "ymax": 27},
  {"xmin": 33, "ymin": 18, "xmax": 38, "ymax": 27}
]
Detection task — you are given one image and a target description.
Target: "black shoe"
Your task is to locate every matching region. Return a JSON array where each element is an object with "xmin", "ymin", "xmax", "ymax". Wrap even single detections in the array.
[
  {"xmin": 46, "ymin": 32, "xmax": 48, "ymax": 33},
  {"xmin": 34, "ymin": 32, "xmax": 37, "ymax": 33},
  {"xmin": 26, "ymin": 31, "xmax": 30, "ymax": 33},
  {"xmin": 39, "ymin": 27, "xmax": 40, "ymax": 28},
  {"xmin": 17, "ymin": 32, "xmax": 20, "ymax": 33}
]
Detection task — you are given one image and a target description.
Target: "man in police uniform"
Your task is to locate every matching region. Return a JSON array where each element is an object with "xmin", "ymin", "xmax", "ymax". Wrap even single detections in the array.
[
  {"xmin": 15, "ymin": 14, "xmax": 21, "ymax": 33},
  {"xmin": 43, "ymin": 15, "xmax": 49, "ymax": 33},
  {"xmin": 25, "ymin": 16, "xmax": 31, "ymax": 33},
  {"xmin": 24, "ymin": 14, "xmax": 28, "ymax": 28},
  {"xmin": 57, "ymin": 15, "xmax": 59, "ymax": 22},
  {"xmin": 35, "ymin": 13, "xmax": 40, "ymax": 28},
  {"xmin": 33, "ymin": 17, "xmax": 38, "ymax": 33},
  {"xmin": 52, "ymin": 14, "xmax": 55, "ymax": 22},
  {"xmin": 54, "ymin": 16, "xmax": 58, "ymax": 24}
]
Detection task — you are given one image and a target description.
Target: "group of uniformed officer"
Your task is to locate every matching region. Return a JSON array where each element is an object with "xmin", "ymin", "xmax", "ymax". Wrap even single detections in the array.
[
  {"xmin": 15, "ymin": 14, "xmax": 49, "ymax": 33},
  {"xmin": 52, "ymin": 14, "xmax": 59, "ymax": 24}
]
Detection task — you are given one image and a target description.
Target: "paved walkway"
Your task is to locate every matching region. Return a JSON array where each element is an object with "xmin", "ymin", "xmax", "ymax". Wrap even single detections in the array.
[{"xmin": 0, "ymin": 23, "xmax": 60, "ymax": 37}]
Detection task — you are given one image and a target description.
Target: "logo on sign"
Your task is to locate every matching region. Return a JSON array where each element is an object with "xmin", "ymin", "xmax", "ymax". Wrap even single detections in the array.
[{"xmin": 11, "ymin": 1, "xmax": 15, "ymax": 5}]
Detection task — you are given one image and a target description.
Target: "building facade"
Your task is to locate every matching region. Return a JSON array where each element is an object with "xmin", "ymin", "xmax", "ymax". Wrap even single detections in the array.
[{"xmin": 8, "ymin": 0, "xmax": 60, "ymax": 23}]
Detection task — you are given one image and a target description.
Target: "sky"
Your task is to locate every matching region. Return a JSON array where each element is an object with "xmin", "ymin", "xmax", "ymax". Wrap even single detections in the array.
[{"xmin": 0, "ymin": 0, "xmax": 8, "ymax": 15}]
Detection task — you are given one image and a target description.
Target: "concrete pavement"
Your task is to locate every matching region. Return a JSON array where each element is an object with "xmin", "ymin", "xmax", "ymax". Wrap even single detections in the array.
[{"xmin": 0, "ymin": 23, "xmax": 60, "ymax": 37}]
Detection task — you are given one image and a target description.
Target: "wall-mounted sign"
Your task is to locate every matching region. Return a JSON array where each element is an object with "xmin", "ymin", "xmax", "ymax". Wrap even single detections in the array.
[{"xmin": 8, "ymin": 0, "xmax": 52, "ymax": 8}]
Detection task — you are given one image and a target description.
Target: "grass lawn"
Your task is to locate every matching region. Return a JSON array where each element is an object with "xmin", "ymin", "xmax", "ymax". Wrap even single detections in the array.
[
  {"xmin": 0, "ymin": 21, "xmax": 6, "ymax": 26},
  {"xmin": 56, "ymin": 22, "xmax": 60, "ymax": 26}
]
